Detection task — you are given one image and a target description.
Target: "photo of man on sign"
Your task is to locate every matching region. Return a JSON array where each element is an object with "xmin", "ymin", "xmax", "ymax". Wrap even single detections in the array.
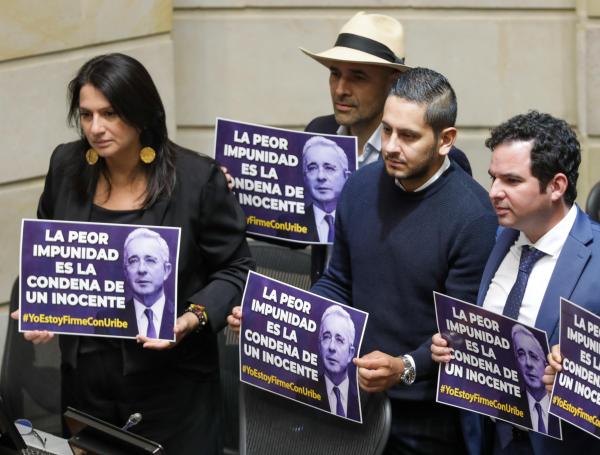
[
  {"xmin": 316, "ymin": 305, "xmax": 359, "ymax": 420},
  {"xmin": 300, "ymin": 137, "xmax": 351, "ymax": 243},
  {"xmin": 512, "ymin": 324, "xmax": 557, "ymax": 435},
  {"xmin": 96, "ymin": 227, "xmax": 175, "ymax": 340}
]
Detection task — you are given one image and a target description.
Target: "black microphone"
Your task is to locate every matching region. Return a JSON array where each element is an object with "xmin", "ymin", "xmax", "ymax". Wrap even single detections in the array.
[{"xmin": 122, "ymin": 412, "xmax": 142, "ymax": 431}]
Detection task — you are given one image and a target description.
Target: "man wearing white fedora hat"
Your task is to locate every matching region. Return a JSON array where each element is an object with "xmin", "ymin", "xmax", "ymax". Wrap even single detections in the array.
[{"xmin": 301, "ymin": 11, "xmax": 472, "ymax": 284}]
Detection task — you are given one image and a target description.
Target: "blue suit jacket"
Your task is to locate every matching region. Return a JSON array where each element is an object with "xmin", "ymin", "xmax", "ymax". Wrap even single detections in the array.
[{"xmin": 462, "ymin": 207, "xmax": 600, "ymax": 454}]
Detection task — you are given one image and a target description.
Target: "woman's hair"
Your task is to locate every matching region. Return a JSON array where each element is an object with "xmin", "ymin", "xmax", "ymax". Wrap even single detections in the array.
[{"xmin": 67, "ymin": 53, "xmax": 176, "ymax": 207}]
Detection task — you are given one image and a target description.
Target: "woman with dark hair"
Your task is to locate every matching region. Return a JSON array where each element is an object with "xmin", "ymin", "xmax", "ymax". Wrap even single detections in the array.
[{"xmin": 11, "ymin": 53, "xmax": 253, "ymax": 454}]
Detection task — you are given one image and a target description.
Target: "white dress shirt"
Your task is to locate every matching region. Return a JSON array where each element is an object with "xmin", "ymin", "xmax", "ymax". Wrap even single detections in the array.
[
  {"xmin": 482, "ymin": 205, "xmax": 577, "ymax": 326},
  {"xmin": 323, "ymin": 374, "xmax": 350, "ymax": 416},
  {"xmin": 134, "ymin": 293, "xmax": 166, "ymax": 338},
  {"xmin": 336, "ymin": 124, "xmax": 381, "ymax": 169}
]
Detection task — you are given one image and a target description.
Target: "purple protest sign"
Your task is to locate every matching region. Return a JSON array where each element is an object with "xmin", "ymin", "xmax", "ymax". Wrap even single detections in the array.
[
  {"xmin": 549, "ymin": 298, "xmax": 600, "ymax": 439},
  {"xmin": 239, "ymin": 271, "xmax": 368, "ymax": 422},
  {"xmin": 20, "ymin": 219, "xmax": 180, "ymax": 341},
  {"xmin": 214, "ymin": 118, "xmax": 357, "ymax": 244},
  {"xmin": 434, "ymin": 292, "xmax": 561, "ymax": 439}
]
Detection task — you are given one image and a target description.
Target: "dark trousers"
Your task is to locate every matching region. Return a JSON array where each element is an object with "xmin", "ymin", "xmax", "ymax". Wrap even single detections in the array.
[
  {"xmin": 480, "ymin": 417, "xmax": 533, "ymax": 455},
  {"xmin": 384, "ymin": 400, "xmax": 466, "ymax": 455},
  {"xmin": 61, "ymin": 347, "xmax": 223, "ymax": 455}
]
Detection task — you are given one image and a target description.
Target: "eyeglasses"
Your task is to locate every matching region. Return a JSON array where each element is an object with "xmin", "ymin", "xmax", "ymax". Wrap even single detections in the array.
[{"xmin": 14, "ymin": 418, "xmax": 47, "ymax": 448}]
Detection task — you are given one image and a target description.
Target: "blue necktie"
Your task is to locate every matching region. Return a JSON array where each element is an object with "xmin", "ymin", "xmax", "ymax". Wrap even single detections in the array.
[
  {"xmin": 502, "ymin": 245, "xmax": 546, "ymax": 319},
  {"xmin": 324, "ymin": 214, "xmax": 335, "ymax": 243},
  {"xmin": 332, "ymin": 386, "xmax": 345, "ymax": 417},
  {"xmin": 497, "ymin": 246, "xmax": 546, "ymax": 447},
  {"xmin": 145, "ymin": 308, "xmax": 157, "ymax": 338},
  {"xmin": 535, "ymin": 402, "xmax": 546, "ymax": 433}
]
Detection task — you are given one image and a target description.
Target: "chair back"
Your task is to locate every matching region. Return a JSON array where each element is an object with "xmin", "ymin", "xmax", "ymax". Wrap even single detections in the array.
[
  {"xmin": 219, "ymin": 327, "xmax": 242, "ymax": 455},
  {"xmin": 0, "ymin": 278, "xmax": 61, "ymax": 434},
  {"xmin": 585, "ymin": 181, "xmax": 600, "ymax": 222},
  {"xmin": 237, "ymin": 241, "xmax": 391, "ymax": 454},
  {"xmin": 239, "ymin": 384, "xmax": 391, "ymax": 455},
  {"xmin": 248, "ymin": 240, "xmax": 312, "ymax": 290},
  {"xmin": 219, "ymin": 240, "xmax": 312, "ymax": 454}
]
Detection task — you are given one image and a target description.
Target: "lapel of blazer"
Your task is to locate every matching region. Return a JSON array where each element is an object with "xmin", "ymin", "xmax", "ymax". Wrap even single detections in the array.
[
  {"xmin": 535, "ymin": 208, "xmax": 592, "ymax": 341},
  {"xmin": 66, "ymin": 186, "xmax": 93, "ymax": 222},
  {"xmin": 476, "ymin": 228, "xmax": 519, "ymax": 306},
  {"xmin": 139, "ymin": 195, "xmax": 170, "ymax": 227},
  {"xmin": 124, "ymin": 299, "xmax": 138, "ymax": 333},
  {"xmin": 306, "ymin": 204, "xmax": 320, "ymax": 242},
  {"xmin": 159, "ymin": 299, "xmax": 176, "ymax": 340}
]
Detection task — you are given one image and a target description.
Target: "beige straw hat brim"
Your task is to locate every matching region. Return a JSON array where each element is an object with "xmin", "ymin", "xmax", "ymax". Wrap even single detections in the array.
[
  {"xmin": 300, "ymin": 12, "xmax": 411, "ymax": 72},
  {"xmin": 300, "ymin": 46, "xmax": 410, "ymax": 72}
]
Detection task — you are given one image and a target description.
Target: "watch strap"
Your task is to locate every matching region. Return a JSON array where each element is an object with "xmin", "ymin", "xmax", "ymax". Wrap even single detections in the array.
[{"xmin": 400, "ymin": 354, "xmax": 416, "ymax": 385}]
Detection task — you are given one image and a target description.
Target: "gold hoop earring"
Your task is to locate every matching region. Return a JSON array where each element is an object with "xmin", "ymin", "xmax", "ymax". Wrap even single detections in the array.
[
  {"xmin": 140, "ymin": 146, "xmax": 156, "ymax": 164},
  {"xmin": 85, "ymin": 148, "xmax": 99, "ymax": 165}
]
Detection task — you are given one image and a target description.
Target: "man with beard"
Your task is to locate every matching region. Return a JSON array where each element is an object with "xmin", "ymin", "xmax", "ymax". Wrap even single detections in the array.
[{"xmin": 301, "ymin": 11, "xmax": 472, "ymax": 284}]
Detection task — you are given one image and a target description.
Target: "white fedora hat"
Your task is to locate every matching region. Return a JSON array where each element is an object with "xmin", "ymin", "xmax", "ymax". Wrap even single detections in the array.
[{"xmin": 300, "ymin": 12, "xmax": 410, "ymax": 71}]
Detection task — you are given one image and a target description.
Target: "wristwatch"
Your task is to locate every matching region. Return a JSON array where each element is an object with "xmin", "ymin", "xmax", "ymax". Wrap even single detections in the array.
[{"xmin": 399, "ymin": 354, "xmax": 416, "ymax": 385}]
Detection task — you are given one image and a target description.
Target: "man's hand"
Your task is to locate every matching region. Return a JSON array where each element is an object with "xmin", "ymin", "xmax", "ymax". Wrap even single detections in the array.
[
  {"xmin": 431, "ymin": 332, "xmax": 452, "ymax": 363},
  {"xmin": 10, "ymin": 310, "xmax": 54, "ymax": 344},
  {"xmin": 227, "ymin": 306, "xmax": 242, "ymax": 334},
  {"xmin": 353, "ymin": 350, "xmax": 404, "ymax": 392},
  {"xmin": 137, "ymin": 312, "xmax": 198, "ymax": 350},
  {"xmin": 220, "ymin": 166, "xmax": 234, "ymax": 191},
  {"xmin": 543, "ymin": 344, "xmax": 563, "ymax": 394}
]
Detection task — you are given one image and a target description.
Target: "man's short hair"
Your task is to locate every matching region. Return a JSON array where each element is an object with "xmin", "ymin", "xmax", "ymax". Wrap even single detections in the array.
[
  {"xmin": 123, "ymin": 228, "xmax": 170, "ymax": 263},
  {"xmin": 389, "ymin": 67, "xmax": 457, "ymax": 137},
  {"xmin": 485, "ymin": 110, "xmax": 580, "ymax": 207},
  {"xmin": 302, "ymin": 136, "xmax": 349, "ymax": 172},
  {"xmin": 320, "ymin": 304, "xmax": 356, "ymax": 346},
  {"xmin": 511, "ymin": 324, "xmax": 544, "ymax": 358}
]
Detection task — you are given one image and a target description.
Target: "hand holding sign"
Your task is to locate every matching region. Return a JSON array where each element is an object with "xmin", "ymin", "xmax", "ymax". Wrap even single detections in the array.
[
  {"xmin": 543, "ymin": 345, "xmax": 562, "ymax": 394},
  {"xmin": 431, "ymin": 332, "xmax": 452, "ymax": 363},
  {"xmin": 220, "ymin": 165, "xmax": 234, "ymax": 191},
  {"xmin": 137, "ymin": 312, "xmax": 197, "ymax": 350},
  {"xmin": 227, "ymin": 305, "xmax": 242, "ymax": 334},
  {"xmin": 11, "ymin": 309, "xmax": 54, "ymax": 344},
  {"xmin": 354, "ymin": 351, "xmax": 404, "ymax": 393}
]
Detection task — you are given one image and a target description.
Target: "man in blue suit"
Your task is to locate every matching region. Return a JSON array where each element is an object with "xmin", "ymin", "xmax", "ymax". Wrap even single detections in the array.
[{"xmin": 432, "ymin": 110, "xmax": 600, "ymax": 453}]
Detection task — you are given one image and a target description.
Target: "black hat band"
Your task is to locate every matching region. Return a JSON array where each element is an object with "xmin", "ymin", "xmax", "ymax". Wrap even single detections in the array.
[{"xmin": 334, "ymin": 33, "xmax": 405, "ymax": 64}]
